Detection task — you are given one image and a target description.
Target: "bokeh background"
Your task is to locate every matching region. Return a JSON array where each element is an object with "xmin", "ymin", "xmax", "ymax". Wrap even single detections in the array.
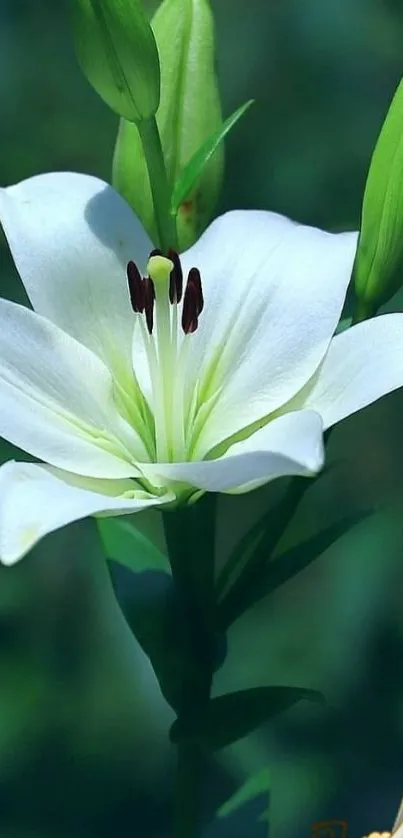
[{"xmin": 1, "ymin": 0, "xmax": 403, "ymax": 836}]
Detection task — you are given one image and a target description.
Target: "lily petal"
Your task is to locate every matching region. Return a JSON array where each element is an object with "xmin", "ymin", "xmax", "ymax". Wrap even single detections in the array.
[
  {"xmin": 293, "ymin": 313, "xmax": 403, "ymax": 428},
  {"xmin": 0, "ymin": 299, "xmax": 148, "ymax": 477},
  {"xmin": 145, "ymin": 410, "xmax": 324, "ymax": 492},
  {"xmin": 0, "ymin": 172, "xmax": 152, "ymax": 384},
  {"xmin": 180, "ymin": 210, "xmax": 357, "ymax": 457},
  {"xmin": 0, "ymin": 461, "xmax": 172, "ymax": 565}
]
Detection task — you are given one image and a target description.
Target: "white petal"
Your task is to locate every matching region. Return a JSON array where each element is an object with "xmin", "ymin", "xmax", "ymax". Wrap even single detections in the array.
[
  {"xmin": 0, "ymin": 172, "xmax": 152, "ymax": 384},
  {"xmin": 293, "ymin": 313, "xmax": 403, "ymax": 428},
  {"xmin": 0, "ymin": 461, "xmax": 172, "ymax": 565},
  {"xmin": 0, "ymin": 299, "xmax": 148, "ymax": 477},
  {"xmin": 144, "ymin": 410, "xmax": 324, "ymax": 492},
  {"xmin": 180, "ymin": 210, "xmax": 357, "ymax": 457}
]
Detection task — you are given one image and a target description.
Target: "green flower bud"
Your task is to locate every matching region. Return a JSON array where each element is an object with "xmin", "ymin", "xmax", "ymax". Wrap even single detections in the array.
[
  {"xmin": 113, "ymin": 0, "xmax": 223, "ymax": 250},
  {"xmin": 354, "ymin": 78, "xmax": 403, "ymax": 315},
  {"xmin": 71, "ymin": 0, "xmax": 160, "ymax": 123}
]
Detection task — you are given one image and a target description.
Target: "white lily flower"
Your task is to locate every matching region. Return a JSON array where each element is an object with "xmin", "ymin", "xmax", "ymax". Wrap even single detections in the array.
[{"xmin": 1, "ymin": 172, "xmax": 403, "ymax": 565}]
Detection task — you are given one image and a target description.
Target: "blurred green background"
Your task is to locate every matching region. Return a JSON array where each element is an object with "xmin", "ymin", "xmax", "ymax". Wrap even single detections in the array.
[{"xmin": 1, "ymin": 0, "xmax": 403, "ymax": 836}]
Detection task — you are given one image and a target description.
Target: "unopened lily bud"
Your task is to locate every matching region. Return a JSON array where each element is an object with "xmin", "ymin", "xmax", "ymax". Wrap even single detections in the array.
[
  {"xmin": 113, "ymin": 0, "xmax": 223, "ymax": 250},
  {"xmin": 354, "ymin": 78, "xmax": 403, "ymax": 316},
  {"xmin": 72, "ymin": 0, "xmax": 160, "ymax": 123}
]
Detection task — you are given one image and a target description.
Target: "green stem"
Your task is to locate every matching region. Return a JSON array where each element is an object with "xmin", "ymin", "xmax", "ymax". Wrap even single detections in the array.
[
  {"xmin": 137, "ymin": 115, "xmax": 178, "ymax": 252},
  {"xmin": 173, "ymin": 743, "xmax": 204, "ymax": 838},
  {"xmin": 163, "ymin": 494, "xmax": 216, "ymax": 633},
  {"xmin": 163, "ymin": 496, "xmax": 217, "ymax": 838}
]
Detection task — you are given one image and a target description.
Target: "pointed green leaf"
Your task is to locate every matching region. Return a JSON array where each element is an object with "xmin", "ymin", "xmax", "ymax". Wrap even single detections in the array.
[
  {"xmin": 218, "ymin": 769, "xmax": 271, "ymax": 819},
  {"xmin": 218, "ymin": 510, "xmax": 371, "ymax": 630},
  {"xmin": 110, "ymin": 566, "xmax": 204, "ymax": 712},
  {"xmin": 248, "ymin": 511, "xmax": 371, "ymax": 607},
  {"xmin": 97, "ymin": 518, "xmax": 170, "ymax": 575},
  {"xmin": 171, "ymin": 100, "xmax": 254, "ymax": 213},
  {"xmin": 216, "ymin": 477, "xmax": 310, "ymax": 606},
  {"xmin": 170, "ymin": 686, "xmax": 324, "ymax": 750}
]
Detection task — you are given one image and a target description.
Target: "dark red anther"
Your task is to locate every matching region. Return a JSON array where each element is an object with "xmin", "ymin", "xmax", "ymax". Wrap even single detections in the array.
[
  {"xmin": 168, "ymin": 249, "xmax": 183, "ymax": 304},
  {"xmin": 144, "ymin": 277, "xmax": 155, "ymax": 334},
  {"xmin": 127, "ymin": 261, "xmax": 145, "ymax": 313},
  {"xmin": 187, "ymin": 268, "xmax": 203, "ymax": 315},
  {"xmin": 182, "ymin": 279, "xmax": 199, "ymax": 334},
  {"xmin": 181, "ymin": 268, "xmax": 204, "ymax": 334},
  {"xmin": 149, "ymin": 248, "xmax": 162, "ymax": 257}
]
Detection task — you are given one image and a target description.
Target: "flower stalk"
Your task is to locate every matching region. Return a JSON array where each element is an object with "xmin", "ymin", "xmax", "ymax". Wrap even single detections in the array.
[
  {"xmin": 173, "ymin": 743, "xmax": 205, "ymax": 838},
  {"xmin": 163, "ymin": 494, "xmax": 217, "ymax": 838},
  {"xmin": 137, "ymin": 115, "xmax": 178, "ymax": 252}
]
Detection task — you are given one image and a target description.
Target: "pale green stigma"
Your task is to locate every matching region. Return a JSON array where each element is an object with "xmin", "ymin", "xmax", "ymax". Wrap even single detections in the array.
[{"xmin": 147, "ymin": 255, "xmax": 174, "ymax": 287}]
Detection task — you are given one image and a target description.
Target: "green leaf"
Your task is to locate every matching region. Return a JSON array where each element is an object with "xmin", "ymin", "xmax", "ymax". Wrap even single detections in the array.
[
  {"xmin": 256, "ymin": 512, "xmax": 371, "ymax": 601},
  {"xmin": 218, "ymin": 768, "xmax": 271, "ymax": 819},
  {"xmin": 170, "ymin": 686, "xmax": 324, "ymax": 750},
  {"xmin": 71, "ymin": 0, "xmax": 160, "ymax": 123},
  {"xmin": 354, "ymin": 76, "xmax": 403, "ymax": 312},
  {"xmin": 171, "ymin": 100, "xmax": 254, "ymax": 213},
  {"xmin": 110, "ymin": 567, "xmax": 206, "ymax": 713},
  {"xmin": 216, "ymin": 477, "xmax": 310, "ymax": 609},
  {"xmin": 217, "ymin": 510, "xmax": 371, "ymax": 630},
  {"xmin": 97, "ymin": 518, "xmax": 170, "ymax": 575}
]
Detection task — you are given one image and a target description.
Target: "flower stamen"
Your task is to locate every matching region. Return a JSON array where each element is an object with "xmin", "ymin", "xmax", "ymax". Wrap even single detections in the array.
[
  {"xmin": 168, "ymin": 248, "xmax": 183, "ymax": 304},
  {"xmin": 127, "ymin": 260, "xmax": 145, "ymax": 313},
  {"xmin": 182, "ymin": 267, "xmax": 203, "ymax": 334},
  {"xmin": 126, "ymin": 251, "xmax": 205, "ymax": 463},
  {"xmin": 143, "ymin": 276, "xmax": 155, "ymax": 335}
]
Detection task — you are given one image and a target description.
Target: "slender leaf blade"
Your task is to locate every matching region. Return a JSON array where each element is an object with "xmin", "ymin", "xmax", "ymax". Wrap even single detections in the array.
[
  {"xmin": 170, "ymin": 686, "xmax": 323, "ymax": 750},
  {"xmin": 171, "ymin": 100, "xmax": 254, "ymax": 213},
  {"xmin": 244, "ymin": 511, "xmax": 372, "ymax": 611},
  {"xmin": 217, "ymin": 510, "xmax": 371, "ymax": 630}
]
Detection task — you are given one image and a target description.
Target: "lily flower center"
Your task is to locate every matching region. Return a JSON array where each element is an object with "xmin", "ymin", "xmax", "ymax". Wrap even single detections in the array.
[{"xmin": 126, "ymin": 249, "xmax": 204, "ymax": 464}]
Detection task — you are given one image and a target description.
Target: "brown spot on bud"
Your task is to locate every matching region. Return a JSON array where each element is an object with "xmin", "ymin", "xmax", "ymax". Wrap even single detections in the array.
[{"xmin": 180, "ymin": 199, "xmax": 193, "ymax": 217}]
